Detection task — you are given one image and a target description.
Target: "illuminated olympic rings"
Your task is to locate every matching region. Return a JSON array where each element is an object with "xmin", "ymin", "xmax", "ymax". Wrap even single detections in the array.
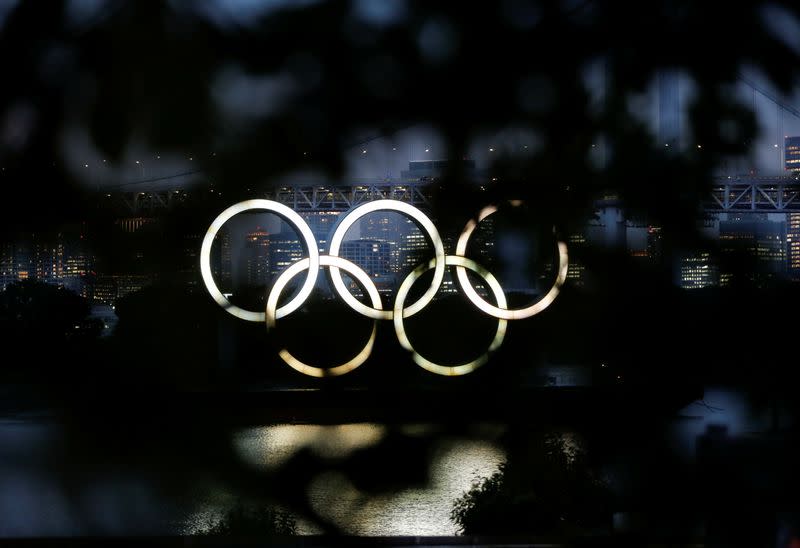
[
  {"xmin": 200, "ymin": 199, "xmax": 319, "ymax": 322},
  {"xmin": 200, "ymin": 199, "xmax": 569, "ymax": 376},
  {"xmin": 455, "ymin": 201, "xmax": 569, "ymax": 319},
  {"xmin": 266, "ymin": 255, "xmax": 382, "ymax": 378}
]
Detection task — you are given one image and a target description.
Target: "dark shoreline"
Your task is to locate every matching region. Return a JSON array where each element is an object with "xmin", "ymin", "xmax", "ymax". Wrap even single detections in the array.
[{"xmin": 0, "ymin": 383, "xmax": 702, "ymax": 427}]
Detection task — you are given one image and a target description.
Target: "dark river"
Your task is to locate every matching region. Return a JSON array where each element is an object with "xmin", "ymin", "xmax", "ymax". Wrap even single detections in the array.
[{"xmin": 0, "ymin": 418, "xmax": 505, "ymax": 536}]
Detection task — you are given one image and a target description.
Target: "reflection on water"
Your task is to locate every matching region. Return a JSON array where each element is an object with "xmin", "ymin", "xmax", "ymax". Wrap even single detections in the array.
[
  {"xmin": 195, "ymin": 423, "xmax": 506, "ymax": 536},
  {"xmin": 0, "ymin": 418, "xmax": 504, "ymax": 537},
  {"xmin": 234, "ymin": 423, "xmax": 388, "ymax": 469},
  {"xmin": 303, "ymin": 436, "xmax": 505, "ymax": 535}
]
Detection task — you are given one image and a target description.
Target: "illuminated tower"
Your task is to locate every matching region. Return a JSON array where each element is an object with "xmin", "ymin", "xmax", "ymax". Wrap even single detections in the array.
[
  {"xmin": 268, "ymin": 233, "xmax": 304, "ymax": 279},
  {"xmin": 340, "ymin": 240, "xmax": 391, "ymax": 278},
  {"xmin": 785, "ymin": 136, "xmax": 800, "ymax": 171},
  {"xmin": 719, "ymin": 216, "xmax": 786, "ymax": 286},
  {"xmin": 244, "ymin": 228, "xmax": 271, "ymax": 287},
  {"xmin": 786, "ymin": 213, "xmax": 800, "ymax": 280},
  {"xmin": 0, "ymin": 242, "xmax": 14, "ymax": 291}
]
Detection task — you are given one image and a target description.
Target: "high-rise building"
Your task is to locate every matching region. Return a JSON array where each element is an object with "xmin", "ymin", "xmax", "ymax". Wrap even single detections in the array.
[
  {"xmin": 33, "ymin": 237, "xmax": 63, "ymax": 284},
  {"xmin": 399, "ymin": 219, "xmax": 428, "ymax": 272},
  {"xmin": 93, "ymin": 276, "xmax": 117, "ymax": 305},
  {"xmin": 360, "ymin": 212, "xmax": 403, "ymax": 273},
  {"xmin": 719, "ymin": 217, "xmax": 786, "ymax": 286},
  {"xmin": 301, "ymin": 211, "xmax": 342, "ymax": 252},
  {"xmin": 213, "ymin": 229, "xmax": 233, "ymax": 289},
  {"xmin": 0, "ymin": 242, "xmax": 14, "ymax": 291},
  {"xmin": 178, "ymin": 231, "xmax": 203, "ymax": 290},
  {"xmin": 244, "ymin": 228, "xmax": 271, "ymax": 287},
  {"xmin": 679, "ymin": 252, "xmax": 718, "ymax": 289},
  {"xmin": 340, "ymin": 240, "xmax": 391, "ymax": 278},
  {"xmin": 16, "ymin": 239, "xmax": 32, "ymax": 281},
  {"xmin": 61, "ymin": 227, "xmax": 94, "ymax": 298},
  {"xmin": 787, "ymin": 213, "xmax": 800, "ymax": 280},
  {"xmin": 268, "ymin": 232, "xmax": 304, "ymax": 279},
  {"xmin": 646, "ymin": 226, "xmax": 664, "ymax": 265},
  {"xmin": 565, "ymin": 232, "xmax": 586, "ymax": 287},
  {"xmin": 785, "ymin": 136, "xmax": 800, "ymax": 171},
  {"xmin": 114, "ymin": 274, "xmax": 151, "ymax": 300}
]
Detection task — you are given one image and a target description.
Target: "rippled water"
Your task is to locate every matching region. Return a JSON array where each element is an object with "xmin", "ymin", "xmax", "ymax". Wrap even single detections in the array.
[
  {"xmin": 191, "ymin": 423, "xmax": 506, "ymax": 536},
  {"xmin": 0, "ymin": 417, "xmax": 505, "ymax": 537}
]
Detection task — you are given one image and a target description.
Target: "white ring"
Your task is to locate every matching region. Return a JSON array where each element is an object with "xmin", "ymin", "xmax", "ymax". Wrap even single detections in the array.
[
  {"xmin": 393, "ymin": 255, "xmax": 507, "ymax": 376},
  {"xmin": 266, "ymin": 255, "xmax": 382, "ymax": 377},
  {"xmin": 454, "ymin": 203, "xmax": 568, "ymax": 320},
  {"xmin": 327, "ymin": 200, "xmax": 446, "ymax": 320},
  {"xmin": 200, "ymin": 199, "xmax": 319, "ymax": 322}
]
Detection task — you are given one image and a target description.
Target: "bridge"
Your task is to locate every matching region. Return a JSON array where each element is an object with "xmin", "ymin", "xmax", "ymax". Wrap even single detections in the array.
[
  {"xmin": 707, "ymin": 175, "xmax": 800, "ymax": 212},
  {"xmin": 104, "ymin": 179, "xmax": 433, "ymax": 215},
  {"xmin": 106, "ymin": 174, "xmax": 800, "ymax": 216},
  {"xmin": 269, "ymin": 181, "xmax": 431, "ymax": 211}
]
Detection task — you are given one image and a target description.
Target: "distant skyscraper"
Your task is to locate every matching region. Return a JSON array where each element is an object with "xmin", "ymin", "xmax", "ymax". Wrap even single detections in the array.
[
  {"xmin": 360, "ymin": 212, "xmax": 403, "ymax": 273},
  {"xmin": 244, "ymin": 228, "xmax": 271, "ymax": 287},
  {"xmin": 61, "ymin": 226, "xmax": 94, "ymax": 298},
  {"xmin": 93, "ymin": 276, "xmax": 117, "ymax": 305},
  {"xmin": 785, "ymin": 136, "xmax": 800, "ymax": 171},
  {"xmin": 301, "ymin": 211, "xmax": 342, "ymax": 252},
  {"xmin": 719, "ymin": 217, "xmax": 786, "ymax": 286},
  {"xmin": 787, "ymin": 213, "xmax": 800, "ymax": 280},
  {"xmin": 646, "ymin": 226, "xmax": 664, "ymax": 265},
  {"xmin": 0, "ymin": 242, "xmax": 14, "ymax": 291},
  {"xmin": 219, "ymin": 229, "xmax": 232, "ymax": 288},
  {"xmin": 340, "ymin": 240, "xmax": 391, "ymax": 278},
  {"xmin": 268, "ymin": 232, "xmax": 304, "ymax": 279},
  {"xmin": 679, "ymin": 252, "xmax": 718, "ymax": 289},
  {"xmin": 114, "ymin": 274, "xmax": 151, "ymax": 300},
  {"xmin": 565, "ymin": 232, "xmax": 586, "ymax": 287},
  {"xmin": 399, "ymin": 219, "xmax": 428, "ymax": 271},
  {"xmin": 33, "ymin": 235, "xmax": 63, "ymax": 284}
]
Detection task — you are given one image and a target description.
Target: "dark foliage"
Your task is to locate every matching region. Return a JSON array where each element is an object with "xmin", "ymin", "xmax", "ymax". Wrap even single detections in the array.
[
  {"xmin": 452, "ymin": 433, "xmax": 611, "ymax": 536},
  {"xmin": 199, "ymin": 502, "xmax": 296, "ymax": 537}
]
